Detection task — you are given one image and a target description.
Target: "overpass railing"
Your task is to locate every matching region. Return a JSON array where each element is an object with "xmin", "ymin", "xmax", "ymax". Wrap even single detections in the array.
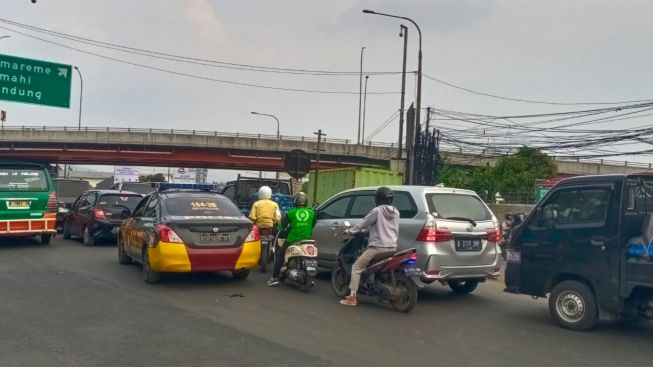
[
  {"xmin": 2, "ymin": 126, "xmax": 651, "ymax": 170},
  {"xmin": 0, "ymin": 125, "xmax": 398, "ymax": 148}
]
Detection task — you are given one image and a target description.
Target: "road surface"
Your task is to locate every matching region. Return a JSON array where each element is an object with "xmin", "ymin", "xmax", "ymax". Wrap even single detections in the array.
[{"xmin": 1, "ymin": 237, "xmax": 651, "ymax": 367}]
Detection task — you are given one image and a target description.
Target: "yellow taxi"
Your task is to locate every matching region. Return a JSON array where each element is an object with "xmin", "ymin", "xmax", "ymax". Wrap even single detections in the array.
[{"xmin": 117, "ymin": 183, "xmax": 261, "ymax": 283}]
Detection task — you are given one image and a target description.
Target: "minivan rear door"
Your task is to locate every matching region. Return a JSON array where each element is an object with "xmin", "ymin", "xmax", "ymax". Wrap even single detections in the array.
[
  {"xmin": 425, "ymin": 192, "xmax": 497, "ymax": 266},
  {"xmin": 0, "ymin": 166, "xmax": 51, "ymax": 221}
]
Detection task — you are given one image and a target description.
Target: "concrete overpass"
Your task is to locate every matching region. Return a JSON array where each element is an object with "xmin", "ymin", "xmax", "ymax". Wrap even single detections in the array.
[{"xmin": 0, "ymin": 126, "xmax": 650, "ymax": 175}]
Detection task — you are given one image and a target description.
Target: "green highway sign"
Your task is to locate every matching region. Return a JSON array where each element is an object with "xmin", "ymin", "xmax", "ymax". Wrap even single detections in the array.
[{"xmin": 0, "ymin": 53, "xmax": 72, "ymax": 108}]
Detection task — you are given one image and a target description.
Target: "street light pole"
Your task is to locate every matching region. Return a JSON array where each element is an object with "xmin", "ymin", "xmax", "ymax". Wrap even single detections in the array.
[
  {"xmin": 363, "ymin": 9, "xmax": 423, "ymax": 184},
  {"xmin": 398, "ymin": 25, "xmax": 408, "ymax": 159},
  {"xmin": 74, "ymin": 66, "xmax": 83, "ymax": 129},
  {"xmin": 362, "ymin": 75, "xmax": 369, "ymax": 144},
  {"xmin": 251, "ymin": 111, "xmax": 281, "ymax": 178},
  {"xmin": 0, "ymin": 35, "xmax": 10, "ymax": 41},
  {"xmin": 357, "ymin": 46, "xmax": 365, "ymax": 145}
]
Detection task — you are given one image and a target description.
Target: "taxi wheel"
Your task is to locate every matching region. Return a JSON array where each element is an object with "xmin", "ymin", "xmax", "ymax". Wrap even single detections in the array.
[
  {"xmin": 142, "ymin": 249, "xmax": 161, "ymax": 284},
  {"xmin": 232, "ymin": 269, "xmax": 250, "ymax": 281},
  {"xmin": 117, "ymin": 235, "xmax": 133, "ymax": 265}
]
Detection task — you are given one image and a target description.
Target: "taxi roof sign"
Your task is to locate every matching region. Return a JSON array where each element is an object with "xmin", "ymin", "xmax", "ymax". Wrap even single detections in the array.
[{"xmin": 151, "ymin": 182, "xmax": 217, "ymax": 191}]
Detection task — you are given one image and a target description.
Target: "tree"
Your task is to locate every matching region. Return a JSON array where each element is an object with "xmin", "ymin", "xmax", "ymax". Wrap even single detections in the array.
[
  {"xmin": 139, "ymin": 173, "xmax": 167, "ymax": 182},
  {"xmin": 492, "ymin": 147, "xmax": 557, "ymax": 200},
  {"xmin": 434, "ymin": 147, "xmax": 557, "ymax": 203}
]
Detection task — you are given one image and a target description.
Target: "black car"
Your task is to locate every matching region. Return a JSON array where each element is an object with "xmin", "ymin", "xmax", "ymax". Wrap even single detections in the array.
[
  {"xmin": 53, "ymin": 179, "xmax": 92, "ymax": 232},
  {"xmin": 63, "ymin": 190, "xmax": 143, "ymax": 245},
  {"xmin": 505, "ymin": 174, "xmax": 653, "ymax": 330}
]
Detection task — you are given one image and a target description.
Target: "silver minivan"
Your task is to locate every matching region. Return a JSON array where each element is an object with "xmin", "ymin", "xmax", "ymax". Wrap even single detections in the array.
[{"xmin": 313, "ymin": 186, "xmax": 502, "ymax": 294}]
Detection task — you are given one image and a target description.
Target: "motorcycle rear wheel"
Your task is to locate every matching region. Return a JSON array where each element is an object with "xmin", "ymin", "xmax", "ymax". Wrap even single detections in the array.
[
  {"xmin": 259, "ymin": 243, "xmax": 268, "ymax": 273},
  {"xmin": 331, "ymin": 263, "xmax": 350, "ymax": 298},
  {"xmin": 299, "ymin": 271, "xmax": 313, "ymax": 293},
  {"xmin": 389, "ymin": 274, "xmax": 418, "ymax": 313}
]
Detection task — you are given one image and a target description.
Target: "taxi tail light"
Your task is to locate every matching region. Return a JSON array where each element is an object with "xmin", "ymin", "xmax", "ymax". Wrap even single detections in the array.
[
  {"xmin": 93, "ymin": 208, "xmax": 107, "ymax": 220},
  {"xmin": 158, "ymin": 225, "xmax": 183, "ymax": 243},
  {"xmin": 416, "ymin": 214, "xmax": 451, "ymax": 242},
  {"xmin": 246, "ymin": 226, "xmax": 260, "ymax": 242},
  {"xmin": 46, "ymin": 192, "xmax": 58, "ymax": 212},
  {"xmin": 485, "ymin": 228, "xmax": 502, "ymax": 242}
]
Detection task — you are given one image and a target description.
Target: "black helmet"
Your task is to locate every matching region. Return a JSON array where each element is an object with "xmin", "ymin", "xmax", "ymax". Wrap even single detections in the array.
[
  {"xmin": 374, "ymin": 187, "xmax": 394, "ymax": 206},
  {"xmin": 294, "ymin": 192, "xmax": 308, "ymax": 208}
]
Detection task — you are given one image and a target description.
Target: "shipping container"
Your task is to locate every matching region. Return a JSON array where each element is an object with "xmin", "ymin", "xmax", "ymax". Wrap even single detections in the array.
[{"xmin": 305, "ymin": 167, "xmax": 403, "ymax": 205}]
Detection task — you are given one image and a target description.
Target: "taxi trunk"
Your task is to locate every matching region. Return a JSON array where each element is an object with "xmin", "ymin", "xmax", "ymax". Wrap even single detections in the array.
[{"xmin": 168, "ymin": 216, "xmax": 252, "ymax": 248}]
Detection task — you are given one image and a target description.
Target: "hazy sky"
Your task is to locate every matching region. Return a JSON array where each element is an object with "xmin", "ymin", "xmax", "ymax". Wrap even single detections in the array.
[{"xmin": 2, "ymin": 0, "xmax": 652, "ymax": 179}]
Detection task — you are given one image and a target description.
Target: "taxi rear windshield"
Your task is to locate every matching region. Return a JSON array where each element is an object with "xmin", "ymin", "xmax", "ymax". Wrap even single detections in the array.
[
  {"xmin": 0, "ymin": 168, "xmax": 48, "ymax": 191},
  {"xmin": 164, "ymin": 196, "xmax": 242, "ymax": 216},
  {"xmin": 97, "ymin": 194, "xmax": 142, "ymax": 210}
]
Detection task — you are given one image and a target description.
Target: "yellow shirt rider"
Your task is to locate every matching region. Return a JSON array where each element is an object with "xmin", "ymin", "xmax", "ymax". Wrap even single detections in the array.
[{"xmin": 249, "ymin": 186, "xmax": 281, "ymax": 229}]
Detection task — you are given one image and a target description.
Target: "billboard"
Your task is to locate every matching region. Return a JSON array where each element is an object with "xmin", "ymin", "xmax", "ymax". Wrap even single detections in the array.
[
  {"xmin": 172, "ymin": 168, "xmax": 197, "ymax": 183},
  {"xmin": 114, "ymin": 166, "xmax": 140, "ymax": 184}
]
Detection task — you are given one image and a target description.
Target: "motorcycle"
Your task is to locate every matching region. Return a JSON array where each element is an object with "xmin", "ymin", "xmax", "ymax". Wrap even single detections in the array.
[
  {"xmin": 259, "ymin": 227, "xmax": 276, "ymax": 273},
  {"xmin": 331, "ymin": 225, "xmax": 422, "ymax": 313},
  {"xmin": 274, "ymin": 231, "xmax": 319, "ymax": 292}
]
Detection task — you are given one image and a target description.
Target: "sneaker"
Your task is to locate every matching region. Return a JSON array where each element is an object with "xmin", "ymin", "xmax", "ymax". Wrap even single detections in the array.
[
  {"xmin": 267, "ymin": 278, "xmax": 279, "ymax": 286},
  {"xmin": 339, "ymin": 295, "xmax": 357, "ymax": 307}
]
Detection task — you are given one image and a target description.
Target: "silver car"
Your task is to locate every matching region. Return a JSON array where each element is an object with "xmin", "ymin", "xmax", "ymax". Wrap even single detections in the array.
[{"xmin": 313, "ymin": 185, "xmax": 502, "ymax": 294}]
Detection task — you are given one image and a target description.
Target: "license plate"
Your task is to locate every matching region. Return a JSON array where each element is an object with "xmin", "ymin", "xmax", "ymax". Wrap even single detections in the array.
[
  {"xmin": 304, "ymin": 259, "xmax": 318, "ymax": 268},
  {"xmin": 507, "ymin": 250, "xmax": 521, "ymax": 263},
  {"xmin": 200, "ymin": 232, "xmax": 230, "ymax": 243},
  {"xmin": 8, "ymin": 200, "xmax": 30, "ymax": 209},
  {"xmin": 404, "ymin": 267, "xmax": 422, "ymax": 275},
  {"xmin": 455, "ymin": 239, "xmax": 482, "ymax": 251}
]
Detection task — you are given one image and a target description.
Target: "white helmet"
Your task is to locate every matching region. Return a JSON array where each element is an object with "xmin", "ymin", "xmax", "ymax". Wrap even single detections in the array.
[{"xmin": 258, "ymin": 186, "xmax": 272, "ymax": 199}]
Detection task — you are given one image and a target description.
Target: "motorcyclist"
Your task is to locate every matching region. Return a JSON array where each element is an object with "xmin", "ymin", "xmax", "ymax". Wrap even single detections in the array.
[
  {"xmin": 340, "ymin": 186, "xmax": 399, "ymax": 307},
  {"xmin": 267, "ymin": 192, "xmax": 315, "ymax": 286},
  {"xmin": 249, "ymin": 186, "xmax": 281, "ymax": 231}
]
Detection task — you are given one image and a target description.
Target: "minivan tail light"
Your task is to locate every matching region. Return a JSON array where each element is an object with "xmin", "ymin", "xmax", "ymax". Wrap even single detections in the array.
[
  {"xmin": 46, "ymin": 192, "xmax": 58, "ymax": 212},
  {"xmin": 93, "ymin": 208, "xmax": 107, "ymax": 220},
  {"xmin": 417, "ymin": 228, "xmax": 452, "ymax": 242},
  {"xmin": 416, "ymin": 213, "xmax": 452, "ymax": 242},
  {"xmin": 158, "ymin": 225, "xmax": 183, "ymax": 244},
  {"xmin": 485, "ymin": 228, "xmax": 502, "ymax": 242},
  {"xmin": 246, "ymin": 226, "xmax": 261, "ymax": 242}
]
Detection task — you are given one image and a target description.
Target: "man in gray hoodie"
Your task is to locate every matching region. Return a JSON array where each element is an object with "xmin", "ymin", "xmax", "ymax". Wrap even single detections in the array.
[{"xmin": 341, "ymin": 186, "xmax": 400, "ymax": 307}]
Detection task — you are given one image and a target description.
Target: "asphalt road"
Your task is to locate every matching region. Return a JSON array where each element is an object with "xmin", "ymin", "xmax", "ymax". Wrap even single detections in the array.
[{"xmin": 1, "ymin": 237, "xmax": 651, "ymax": 367}]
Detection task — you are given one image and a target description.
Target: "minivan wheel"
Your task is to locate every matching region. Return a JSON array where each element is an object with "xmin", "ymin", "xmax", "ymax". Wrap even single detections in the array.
[
  {"xmin": 41, "ymin": 234, "xmax": 53, "ymax": 245},
  {"xmin": 549, "ymin": 281, "xmax": 598, "ymax": 331},
  {"xmin": 447, "ymin": 279, "xmax": 480, "ymax": 294},
  {"xmin": 82, "ymin": 226, "xmax": 95, "ymax": 246}
]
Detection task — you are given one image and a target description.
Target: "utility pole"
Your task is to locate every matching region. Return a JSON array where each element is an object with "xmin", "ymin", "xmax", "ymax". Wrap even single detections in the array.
[
  {"xmin": 425, "ymin": 107, "xmax": 431, "ymax": 132},
  {"xmin": 312, "ymin": 129, "xmax": 326, "ymax": 205},
  {"xmin": 357, "ymin": 47, "xmax": 365, "ymax": 145}
]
